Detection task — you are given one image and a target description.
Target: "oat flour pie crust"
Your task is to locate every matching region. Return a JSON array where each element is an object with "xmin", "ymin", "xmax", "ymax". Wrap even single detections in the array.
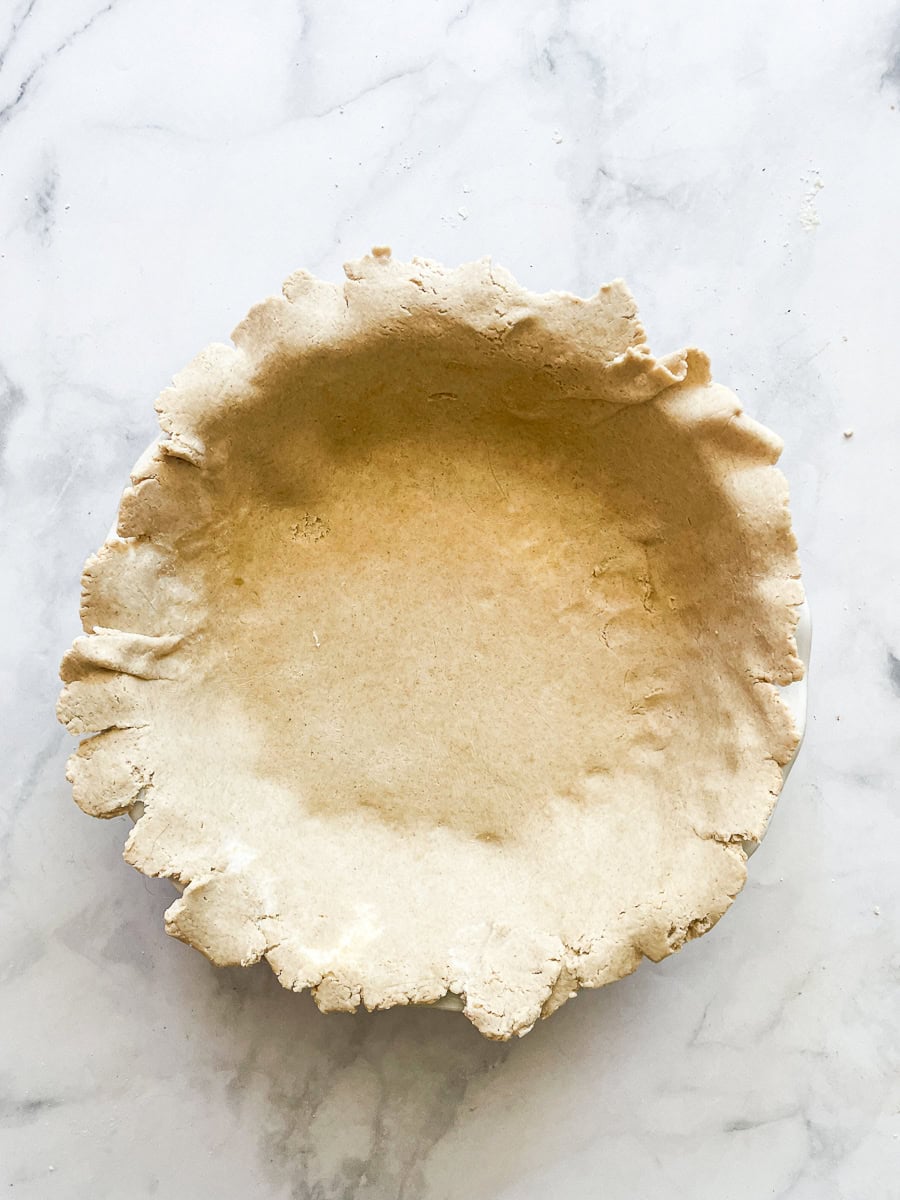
[{"xmin": 58, "ymin": 250, "xmax": 805, "ymax": 1040}]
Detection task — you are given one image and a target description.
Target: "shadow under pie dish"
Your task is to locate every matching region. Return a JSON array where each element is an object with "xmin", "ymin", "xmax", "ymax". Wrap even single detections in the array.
[{"xmin": 58, "ymin": 249, "xmax": 806, "ymax": 1040}]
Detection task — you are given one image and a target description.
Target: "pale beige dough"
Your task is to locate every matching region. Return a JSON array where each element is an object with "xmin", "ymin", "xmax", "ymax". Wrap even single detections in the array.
[{"xmin": 58, "ymin": 249, "xmax": 804, "ymax": 1039}]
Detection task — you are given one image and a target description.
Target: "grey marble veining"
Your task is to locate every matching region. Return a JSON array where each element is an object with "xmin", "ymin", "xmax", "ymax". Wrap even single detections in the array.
[{"xmin": 2, "ymin": 1, "xmax": 899, "ymax": 1196}]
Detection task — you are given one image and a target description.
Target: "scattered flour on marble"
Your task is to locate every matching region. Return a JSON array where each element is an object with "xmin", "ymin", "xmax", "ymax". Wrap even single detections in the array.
[{"xmin": 799, "ymin": 172, "xmax": 824, "ymax": 230}]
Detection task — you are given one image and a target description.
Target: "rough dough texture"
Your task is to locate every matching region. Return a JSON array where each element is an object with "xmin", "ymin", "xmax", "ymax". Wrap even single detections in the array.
[{"xmin": 58, "ymin": 249, "xmax": 804, "ymax": 1040}]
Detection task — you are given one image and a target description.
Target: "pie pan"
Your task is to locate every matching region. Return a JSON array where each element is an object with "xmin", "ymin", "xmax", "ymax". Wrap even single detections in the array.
[{"xmin": 58, "ymin": 250, "xmax": 805, "ymax": 1039}]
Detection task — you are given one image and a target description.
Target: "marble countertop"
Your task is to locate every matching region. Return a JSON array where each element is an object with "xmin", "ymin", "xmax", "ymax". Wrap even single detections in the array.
[{"xmin": 3, "ymin": 1, "xmax": 899, "ymax": 1196}]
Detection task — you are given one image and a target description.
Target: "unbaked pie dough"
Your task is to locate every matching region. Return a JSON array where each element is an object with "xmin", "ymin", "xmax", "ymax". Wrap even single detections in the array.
[{"xmin": 58, "ymin": 249, "xmax": 804, "ymax": 1039}]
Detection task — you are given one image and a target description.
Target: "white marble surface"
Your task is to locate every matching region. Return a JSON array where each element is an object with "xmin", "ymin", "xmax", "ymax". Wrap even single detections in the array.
[{"xmin": 2, "ymin": 1, "xmax": 899, "ymax": 1196}]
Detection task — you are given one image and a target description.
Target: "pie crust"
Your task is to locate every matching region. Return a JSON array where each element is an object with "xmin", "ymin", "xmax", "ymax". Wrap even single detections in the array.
[{"xmin": 58, "ymin": 249, "xmax": 804, "ymax": 1039}]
